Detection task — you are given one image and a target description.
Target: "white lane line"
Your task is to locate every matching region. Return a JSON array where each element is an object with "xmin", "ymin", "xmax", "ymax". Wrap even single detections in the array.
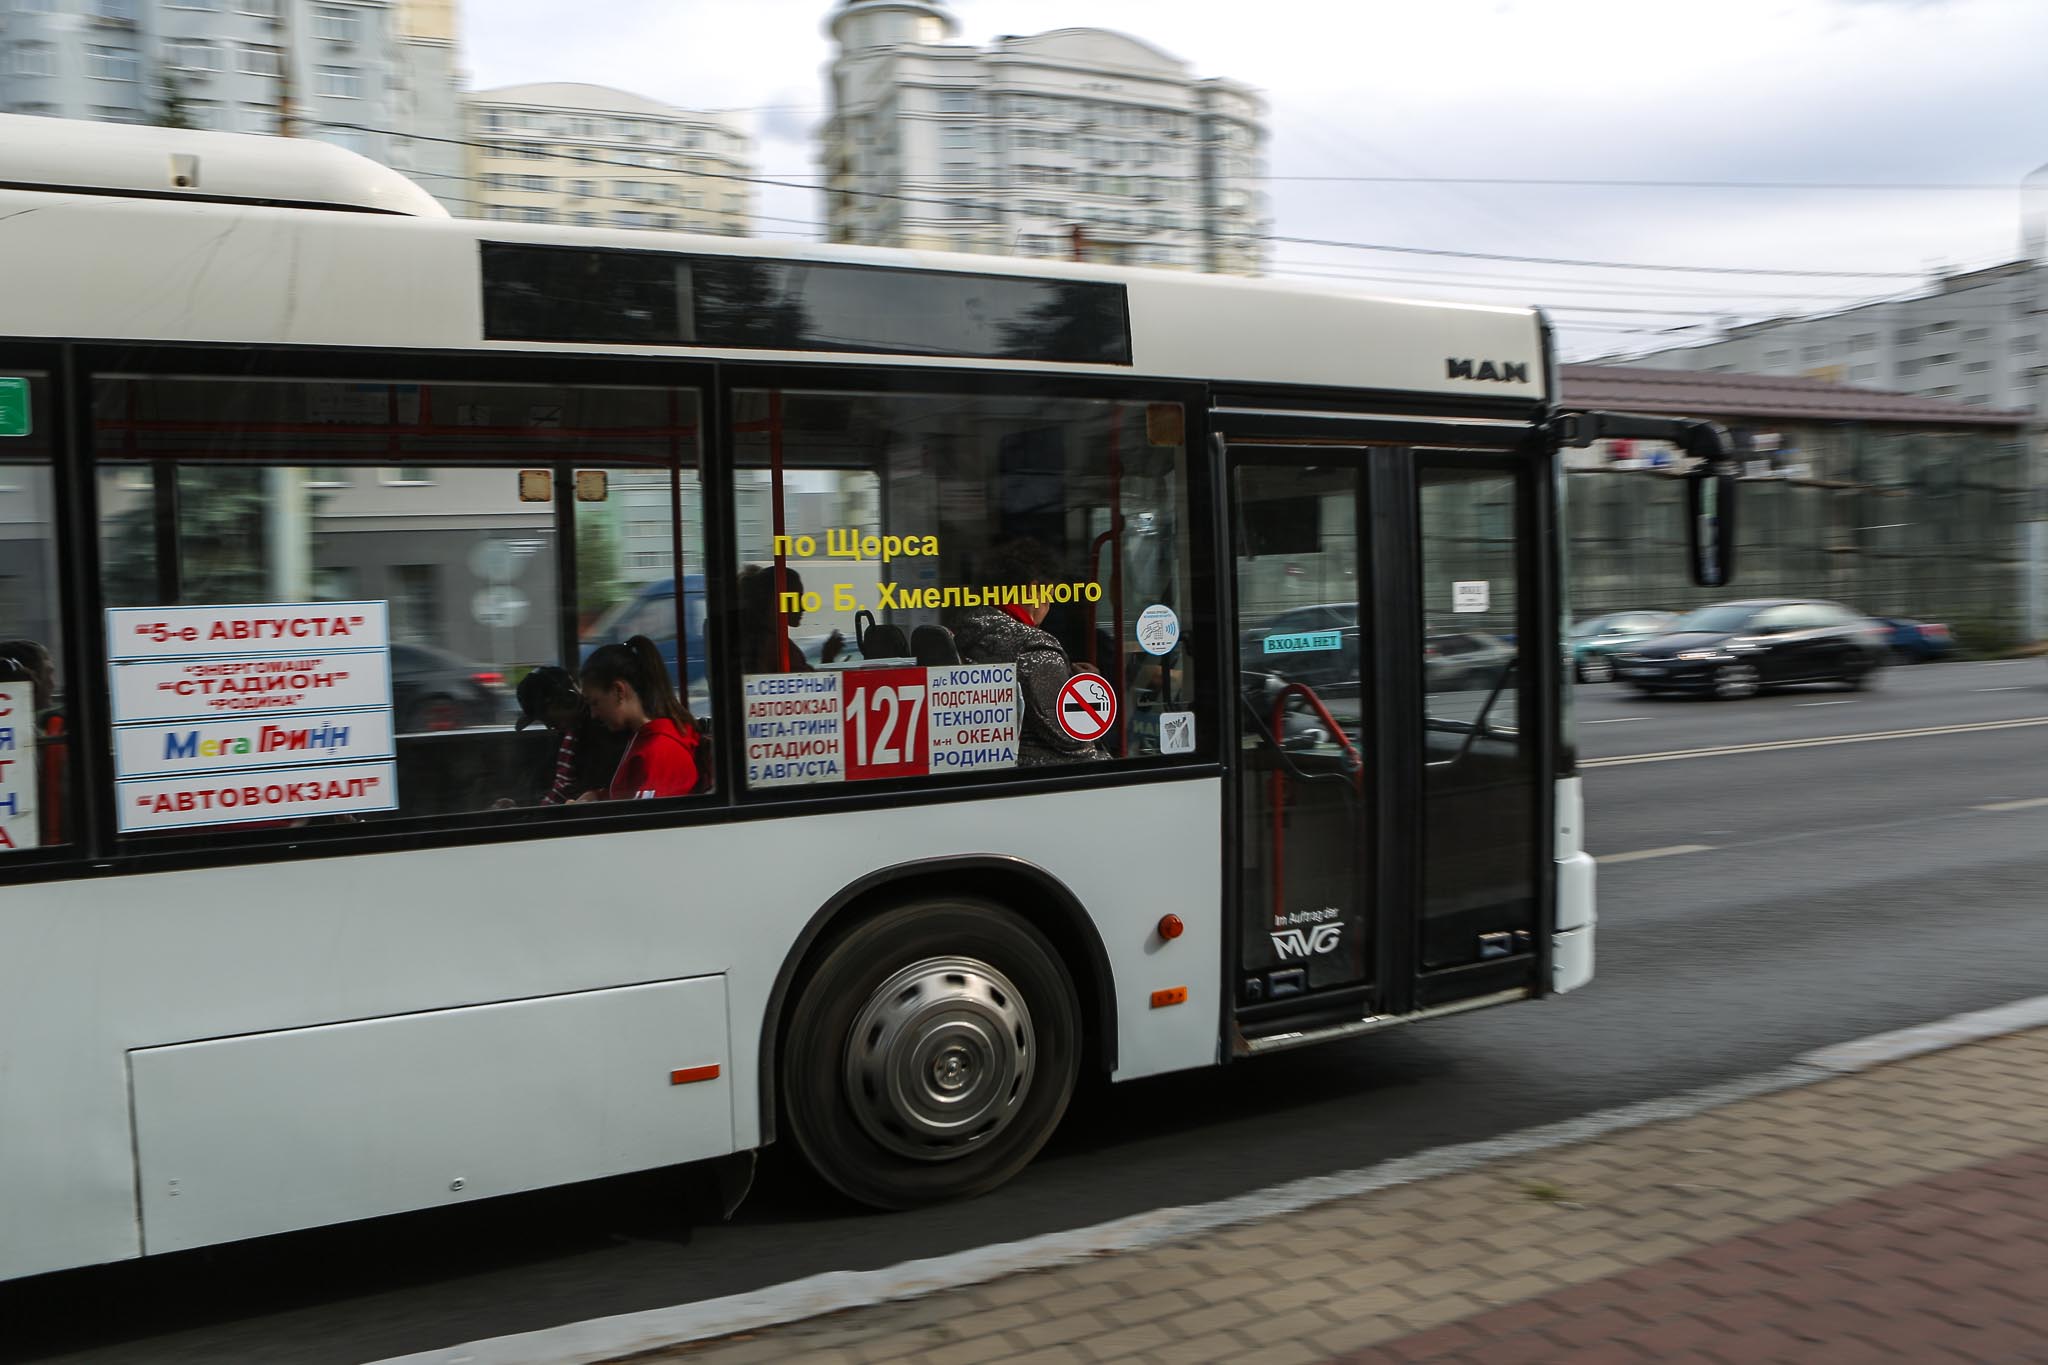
[
  {"xmin": 1976, "ymin": 686, "xmax": 2026, "ymax": 693},
  {"xmin": 1975, "ymin": 797, "xmax": 2048, "ymax": 812},
  {"xmin": 1797, "ymin": 700, "xmax": 1856, "ymax": 707},
  {"xmin": 367, "ymin": 994, "xmax": 2048, "ymax": 1365},
  {"xmin": 1595, "ymin": 843, "xmax": 1714, "ymax": 865},
  {"xmin": 1584, "ymin": 717, "xmax": 1651, "ymax": 725},
  {"xmin": 1584, "ymin": 715, "xmax": 2048, "ymax": 768}
]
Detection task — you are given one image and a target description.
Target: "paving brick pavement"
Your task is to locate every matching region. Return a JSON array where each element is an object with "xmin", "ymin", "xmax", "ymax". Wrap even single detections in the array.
[{"xmin": 621, "ymin": 1029, "xmax": 2048, "ymax": 1365}]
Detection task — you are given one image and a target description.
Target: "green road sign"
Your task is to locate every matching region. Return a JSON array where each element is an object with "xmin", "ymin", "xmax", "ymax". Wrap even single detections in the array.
[{"xmin": 0, "ymin": 379, "xmax": 28, "ymax": 438}]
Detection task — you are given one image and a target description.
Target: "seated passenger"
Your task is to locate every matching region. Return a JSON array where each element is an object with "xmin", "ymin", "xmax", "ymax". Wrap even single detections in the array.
[
  {"xmin": 577, "ymin": 635, "xmax": 700, "ymax": 800},
  {"xmin": 737, "ymin": 564, "xmax": 842, "ymax": 673},
  {"xmin": 503, "ymin": 665, "xmax": 628, "ymax": 808},
  {"xmin": 948, "ymin": 541, "xmax": 1107, "ymax": 768}
]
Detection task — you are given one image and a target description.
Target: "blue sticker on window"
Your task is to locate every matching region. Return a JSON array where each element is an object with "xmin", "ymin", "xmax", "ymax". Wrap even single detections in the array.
[{"xmin": 1262, "ymin": 630, "xmax": 1342, "ymax": 655}]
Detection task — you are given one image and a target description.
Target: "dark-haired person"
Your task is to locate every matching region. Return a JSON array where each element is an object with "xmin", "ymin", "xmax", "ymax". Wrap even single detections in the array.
[
  {"xmin": 948, "ymin": 540, "xmax": 1107, "ymax": 768},
  {"xmin": 498, "ymin": 665, "xmax": 628, "ymax": 808},
  {"xmin": 0, "ymin": 640, "xmax": 64, "ymax": 844},
  {"xmin": 578, "ymin": 635, "xmax": 700, "ymax": 800},
  {"xmin": 737, "ymin": 564, "xmax": 842, "ymax": 673}
]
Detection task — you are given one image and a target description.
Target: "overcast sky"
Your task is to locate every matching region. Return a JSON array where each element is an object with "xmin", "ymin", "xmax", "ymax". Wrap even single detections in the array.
[{"xmin": 463, "ymin": 0, "xmax": 2048, "ymax": 358}]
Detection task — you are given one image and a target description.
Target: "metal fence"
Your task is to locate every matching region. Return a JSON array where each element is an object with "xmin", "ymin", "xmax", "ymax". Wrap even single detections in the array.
[{"xmin": 1566, "ymin": 426, "xmax": 2036, "ymax": 641}]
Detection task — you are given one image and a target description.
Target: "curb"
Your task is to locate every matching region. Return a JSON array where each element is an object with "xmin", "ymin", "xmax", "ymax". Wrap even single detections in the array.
[{"xmin": 368, "ymin": 992, "xmax": 2048, "ymax": 1365}]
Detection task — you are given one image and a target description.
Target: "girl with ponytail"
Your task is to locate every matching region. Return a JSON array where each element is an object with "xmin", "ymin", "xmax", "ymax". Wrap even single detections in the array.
[{"xmin": 577, "ymin": 634, "xmax": 700, "ymax": 800}]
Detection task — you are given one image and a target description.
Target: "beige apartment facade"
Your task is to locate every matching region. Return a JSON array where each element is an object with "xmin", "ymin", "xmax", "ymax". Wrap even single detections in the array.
[{"xmin": 462, "ymin": 82, "xmax": 754, "ymax": 234}]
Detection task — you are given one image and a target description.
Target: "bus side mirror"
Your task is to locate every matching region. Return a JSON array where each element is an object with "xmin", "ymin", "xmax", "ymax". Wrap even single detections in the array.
[{"xmin": 1687, "ymin": 466, "xmax": 1737, "ymax": 588}]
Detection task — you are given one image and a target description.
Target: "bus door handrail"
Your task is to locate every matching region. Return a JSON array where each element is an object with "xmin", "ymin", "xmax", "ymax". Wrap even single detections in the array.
[{"xmin": 1265, "ymin": 681, "xmax": 1363, "ymax": 921}]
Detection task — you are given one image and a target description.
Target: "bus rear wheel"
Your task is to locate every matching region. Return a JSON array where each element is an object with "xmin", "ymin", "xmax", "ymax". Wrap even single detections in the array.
[{"xmin": 782, "ymin": 899, "xmax": 1081, "ymax": 1210}]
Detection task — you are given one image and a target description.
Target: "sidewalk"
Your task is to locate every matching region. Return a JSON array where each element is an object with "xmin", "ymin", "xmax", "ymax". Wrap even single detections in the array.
[{"xmin": 623, "ymin": 1026, "xmax": 2048, "ymax": 1365}]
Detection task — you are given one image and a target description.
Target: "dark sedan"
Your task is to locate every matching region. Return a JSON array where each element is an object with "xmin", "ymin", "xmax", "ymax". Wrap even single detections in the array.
[
  {"xmin": 390, "ymin": 643, "xmax": 516, "ymax": 733},
  {"xmin": 1612, "ymin": 599, "xmax": 1888, "ymax": 699}
]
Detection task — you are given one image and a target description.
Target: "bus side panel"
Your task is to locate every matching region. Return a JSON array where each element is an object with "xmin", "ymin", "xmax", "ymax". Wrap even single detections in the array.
[{"xmin": 0, "ymin": 777, "xmax": 1222, "ymax": 1281}]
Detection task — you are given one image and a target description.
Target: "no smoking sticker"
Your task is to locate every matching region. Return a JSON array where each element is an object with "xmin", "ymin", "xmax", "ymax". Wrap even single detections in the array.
[{"xmin": 1057, "ymin": 672, "xmax": 1117, "ymax": 743}]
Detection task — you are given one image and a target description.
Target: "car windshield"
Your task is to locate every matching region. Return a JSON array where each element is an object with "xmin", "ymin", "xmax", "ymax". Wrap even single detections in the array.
[
  {"xmin": 1672, "ymin": 604, "xmax": 1761, "ymax": 633},
  {"xmin": 1569, "ymin": 616, "xmax": 1612, "ymax": 639}
]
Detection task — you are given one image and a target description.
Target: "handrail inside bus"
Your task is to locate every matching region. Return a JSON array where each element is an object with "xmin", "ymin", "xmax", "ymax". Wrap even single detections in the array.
[{"xmin": 1264, "ymin": 681, "xmax": 1363, "ymax": 922}]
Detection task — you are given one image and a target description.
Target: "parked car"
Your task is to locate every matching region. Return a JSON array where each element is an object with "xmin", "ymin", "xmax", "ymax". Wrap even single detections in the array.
[
  {"xmin": 1876, "ymin": 617, "xmax": 1958, "ymax": 664},
  {"xmin": 1612, "ymin": 599, "xmax": 1889, "ymax": 699},
  {"xmin": 1241, "ymin": 602, "xmax": 1361, "ymax": 696},
  {"xmin": 390, "ymin": 643, "xmax": 516, "ymax": 733},
  {"xmin": 1425, "ymin": 631, "xmax": 1516, "ymax": 693},
  {"xmin": 1569, "ymin": 610, "xmax": 1678, "ymax": 683}
]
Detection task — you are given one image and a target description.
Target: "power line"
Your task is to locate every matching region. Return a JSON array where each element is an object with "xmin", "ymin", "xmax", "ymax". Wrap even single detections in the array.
[{"xmin": 343, "ymin": 122, "xmax": 1999, "ymax": 284}]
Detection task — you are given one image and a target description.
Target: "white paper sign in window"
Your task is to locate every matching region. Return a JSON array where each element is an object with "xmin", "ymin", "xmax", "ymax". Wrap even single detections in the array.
[{"xmin": 1452, "ymin": 581, "xmax": 1490, "ymax": 614}]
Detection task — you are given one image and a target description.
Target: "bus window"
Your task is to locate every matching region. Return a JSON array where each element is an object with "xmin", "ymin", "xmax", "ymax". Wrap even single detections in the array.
[
  {"xmin": 0, "ymin": 372, "xmax": 67, "ymax": 854},
  {"xmin": 91, "ymin": 375, "xmax": 711, "ymax": 837},
  {"xmin": 730, "ymin": 388, "xmax": 1200, "ymax": 789}
]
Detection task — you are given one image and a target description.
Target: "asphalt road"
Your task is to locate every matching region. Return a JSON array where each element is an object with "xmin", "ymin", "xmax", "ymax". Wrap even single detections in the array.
[{"xmin": 10, "ymin": 657, "xmax": 2048, "ymax": 1365}]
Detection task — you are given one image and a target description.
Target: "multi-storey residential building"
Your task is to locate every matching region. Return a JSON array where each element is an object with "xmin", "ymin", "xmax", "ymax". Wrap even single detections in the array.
[
  {"xmin": 1615, "ymin": 182, "xmax": 2048, "ymax": 416},
  {"xmin": 460, "ymin": 83, "xmax": 755, "ymax": 234},
  {"xmin": 0, "ymin": 0, "xmax": 465, "ymax": 212},
  {"xmin": 820, "ymin": 0, "xmax": 1268, "ymax": 272}
]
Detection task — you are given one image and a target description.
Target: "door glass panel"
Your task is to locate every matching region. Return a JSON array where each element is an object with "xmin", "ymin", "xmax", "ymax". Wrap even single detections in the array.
[
  {"xmin": 1233, "ymin": 460, "xmax": 1370, "ymax": 1005},
  {"xmin": 1418, "ymin": 461, "xmax": 1535, "ymax": 970}
]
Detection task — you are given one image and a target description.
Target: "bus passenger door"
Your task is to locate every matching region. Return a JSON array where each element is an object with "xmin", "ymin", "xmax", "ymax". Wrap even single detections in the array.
[
  {"xmin": 1229, "ymin": 454, "xmax": 1375, "ymax": 1019},
  {"xmin": 1415, "ymin": 455, "xmax": 1540, "ymax": 995}
]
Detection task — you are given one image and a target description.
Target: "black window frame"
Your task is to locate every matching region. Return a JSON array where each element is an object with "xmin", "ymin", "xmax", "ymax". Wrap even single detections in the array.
[
  {"xmin": 0, "ymin": 342, "xmax": 1231, "ymax": 887},
  {"xmin": 710, "ymin": 360, "xmax": 1221, "ymax": 810}
]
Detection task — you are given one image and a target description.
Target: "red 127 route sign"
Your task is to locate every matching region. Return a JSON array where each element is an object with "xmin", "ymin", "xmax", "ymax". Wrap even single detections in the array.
[{"xmin": 1057, "ymin": 672, "xmax": 1117, "ymax": 743}]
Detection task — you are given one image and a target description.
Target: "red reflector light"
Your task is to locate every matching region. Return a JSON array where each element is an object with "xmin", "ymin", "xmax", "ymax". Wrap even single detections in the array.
[
  {"xmin": 1150, "ymin": 987, "xmax": 1188, "ymax": 1009},
  {"xmin": 1157, "ymin": 914, "xmax": 1184, "ymax": 941},
  {"xmin": 1926, "ymin": 625, "xmax": 1950, "ymax": 639},
  {"xmin": 669, "ymin": 1064, "xmax": 720, "ymax": 1086},
  {"xmin": 473, "ymin": 672, "xmax": 505, "ymax": 685}
]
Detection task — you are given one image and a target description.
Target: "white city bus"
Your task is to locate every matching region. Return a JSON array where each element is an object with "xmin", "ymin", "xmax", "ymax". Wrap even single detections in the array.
[{"xmin": 0, "ymin": 117, "xmax": 1732, "ymax": 1281}]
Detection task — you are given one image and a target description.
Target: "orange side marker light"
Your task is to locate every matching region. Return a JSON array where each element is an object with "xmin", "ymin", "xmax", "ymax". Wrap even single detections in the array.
[
  {"xmin": 670, "ymin": 1064, "xmax": 721, "ymax": 1085},
  {"xmin": 1157, "ymin": 914, "xmax": 1184, "ymax": 941},
  {"xmin": 1150, "ymin": 987, "xmax": 1188, "ymax": 1009}
]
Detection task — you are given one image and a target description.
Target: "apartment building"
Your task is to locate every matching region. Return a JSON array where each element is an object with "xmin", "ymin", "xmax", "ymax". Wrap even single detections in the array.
[
  {"xmin": 820, "ymin": 0, "xmax": 1268, "ymax": 272},
  {"xmin": 461, "ymin": 82, "xmax": 755, "ymax": 234}
]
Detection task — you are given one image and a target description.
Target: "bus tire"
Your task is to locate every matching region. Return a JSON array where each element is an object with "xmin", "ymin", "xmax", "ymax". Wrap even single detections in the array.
[{"xmin": 782, "ymin": 898, "xmax": 1081, "ymax": 1210}]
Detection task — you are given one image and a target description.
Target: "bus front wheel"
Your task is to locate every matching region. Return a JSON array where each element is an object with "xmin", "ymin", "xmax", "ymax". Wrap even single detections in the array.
[{"xmin": 782, "ymin": 899, "xmax": 1081, "ymax": 1209}]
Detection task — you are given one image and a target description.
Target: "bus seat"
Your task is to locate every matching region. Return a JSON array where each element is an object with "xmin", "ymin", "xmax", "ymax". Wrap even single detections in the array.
[
  {"xmin": 860, "ymin": 623, "xmax": 909, "ymax": 659},
  {"xmin": 912, "ymin": 624, "xmax": 961, "ymax": 666}
]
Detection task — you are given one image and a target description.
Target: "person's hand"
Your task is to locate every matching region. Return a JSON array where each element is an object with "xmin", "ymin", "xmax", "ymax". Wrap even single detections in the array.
[
  {"xmin": 574, "ymin": 789, "xmax": 603, "ymax": 803},
  {"xmin": 491, "ymin": 797, "xmax": 517, "ymax": 810},
  {"xmin": 820, "ymin": 629, "xmax": 845, "ymax": 663}
]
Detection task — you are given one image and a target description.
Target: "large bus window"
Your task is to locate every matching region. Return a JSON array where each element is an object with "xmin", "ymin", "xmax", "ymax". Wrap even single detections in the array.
[
  {"xmin": 731, "ymin": 388, "xmax": 1197, "ymax": 790},
  {"xmin": 0, "ymin": 372, "xmax": 67, "ymax": 853},
  {"xmin": 92, "ymin": 375, "xmax": 710, "ymax": 837}
]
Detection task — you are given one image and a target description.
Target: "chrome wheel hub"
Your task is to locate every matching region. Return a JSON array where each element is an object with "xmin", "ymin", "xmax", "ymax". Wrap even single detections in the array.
[
  {"xmin": 1714, "ymin": 663, "xmax": 1759, "ymax": 699},
  {"xmin": 845, "ymin": 956, "xmax": 1035, "ymax": 1162}
]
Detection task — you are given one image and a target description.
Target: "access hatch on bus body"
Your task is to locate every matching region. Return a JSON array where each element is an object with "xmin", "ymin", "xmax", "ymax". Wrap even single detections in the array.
[{"xmin": 1223, "ymin": 432, "xmax": 1544, "ymax": 1047}]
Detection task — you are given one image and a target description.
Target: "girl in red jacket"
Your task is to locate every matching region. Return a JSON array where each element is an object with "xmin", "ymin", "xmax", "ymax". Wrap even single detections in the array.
[{"xmin": 577, "ymin": 635, "xmax": 700, "ymax": 801}]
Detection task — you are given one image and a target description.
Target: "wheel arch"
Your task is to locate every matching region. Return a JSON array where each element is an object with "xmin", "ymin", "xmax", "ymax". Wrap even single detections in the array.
[{"xmin": 755, "ymin": 855, "xmax": 1118, "ymax": 1146}]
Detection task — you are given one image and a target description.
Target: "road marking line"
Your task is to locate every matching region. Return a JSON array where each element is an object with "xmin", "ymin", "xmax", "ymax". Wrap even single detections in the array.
[
  {"xmin": 1975, "ymin": 797, "xmax": 2048, "ymax": 812},
  {"xmin": 1584, "ymin": 717, "xmax": 1651, "ymax": 725},
  {"xmin": 366, "ymin": 994, "xmax": 2048, "ymax": 1365},
  {"xmin": 1584, "ymin": 715, "xmax": 2048, "ymax": 768},
  {"xmin": 1596, "ymin": 843, "xmax": 1714, "ymax": 865},
  {"xmin": 1797, "ymin": 700, "xmax": 1856, "ymax": 707},
  {"xmin": 1976, "ymin": 686, "xmax": 2025, "ymax": 693}
]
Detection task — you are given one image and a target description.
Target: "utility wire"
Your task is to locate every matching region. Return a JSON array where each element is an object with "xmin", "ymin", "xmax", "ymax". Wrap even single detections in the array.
[{"xmin": 342, "ymin": 122, "xmax": 1992, "ymax": 284}]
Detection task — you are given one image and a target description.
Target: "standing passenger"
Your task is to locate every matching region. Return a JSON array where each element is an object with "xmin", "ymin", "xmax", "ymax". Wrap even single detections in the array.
[
  {"xmin": 737, "ymin": 564, "xmax": 842, "ymax": 672},
  {"xmin": 948, "ymin": 541, "xmax": 1107, "ymax": 767},
  {"xmin": 578, "ymin": 635, "xmax": 700, "ymax": 800}
]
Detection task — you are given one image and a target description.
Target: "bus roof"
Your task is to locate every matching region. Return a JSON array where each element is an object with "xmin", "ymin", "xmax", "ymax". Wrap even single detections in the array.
[
  {"xmin": 0, "ymin": 113, "xmax": 448, "ymax": 218},
  {"xmin": 0, "ymin": 118, "xmax": 1544, "ymax": 403}
]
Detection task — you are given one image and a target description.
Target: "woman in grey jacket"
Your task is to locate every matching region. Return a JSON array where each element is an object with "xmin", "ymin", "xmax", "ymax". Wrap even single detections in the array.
[{"xmin": 947, "ymin": 540, "xmax": 1108, "ymax": 768}]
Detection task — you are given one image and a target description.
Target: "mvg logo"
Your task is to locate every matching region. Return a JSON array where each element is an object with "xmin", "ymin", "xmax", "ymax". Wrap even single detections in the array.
[{"xmin": 1271, "ymin": 923, "xmax": 1343, "ymax": 959}]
